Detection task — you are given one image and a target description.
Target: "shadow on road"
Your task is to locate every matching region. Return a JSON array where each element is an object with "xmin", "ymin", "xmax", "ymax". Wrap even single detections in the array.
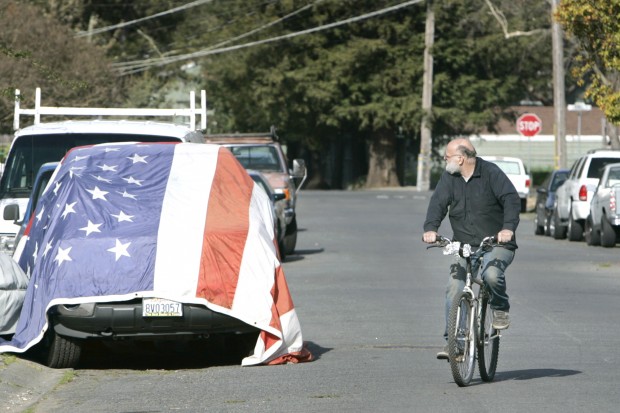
[
  {"xmin": 283, "ymin": 248, "xmax": 325, "ymax": 263},
  {"xmin": 495, "ymin": 368, "xmax": 581, "ymax": 381},
  {"xmin": 304, "ymin": 341, "xmax": 332, "ymax": 361}
]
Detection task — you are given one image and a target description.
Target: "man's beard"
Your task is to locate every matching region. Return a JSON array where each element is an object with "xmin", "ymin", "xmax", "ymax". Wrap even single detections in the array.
[{"xmin": 446, "ymin": 160, "xmax": 461, "ymax": 175}]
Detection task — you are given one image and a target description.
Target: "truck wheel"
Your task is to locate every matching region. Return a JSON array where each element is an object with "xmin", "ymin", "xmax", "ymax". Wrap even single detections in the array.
[
  {"xmin": 283, "ymin": 217, "xmax": 297, "ymax": 255},
  {"xmin": 534, "ymin": 214, "xmax": 544, "ymax": 235},
  {"xmin": 600, "ymin": 215, "xmax": 617, "ymax": 248},
  {"xmin": 45, "ymin": 329, "xmax": 82, "ymax": 368},
  {"xmin": 585, "ymin": 216, "xmax": 600, "ymax": 246},
  {"xmin": 567, "ymin": 208, "xmax": 584, "ymax": 241},
  {"xmin": 551, "ymin": 208, "xmax": 566, "ymax": 240}
]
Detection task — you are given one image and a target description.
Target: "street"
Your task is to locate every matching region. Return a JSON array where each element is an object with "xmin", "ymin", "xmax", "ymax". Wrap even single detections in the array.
[{"xmin": 5, "ymin": 189, "xmax": 620, "ymax": 412}]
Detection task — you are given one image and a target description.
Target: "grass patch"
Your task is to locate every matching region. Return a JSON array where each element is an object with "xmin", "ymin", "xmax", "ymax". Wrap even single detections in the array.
[{"xmin": 58, "ymin": 370, "xmax": 75, "ymax": 386}]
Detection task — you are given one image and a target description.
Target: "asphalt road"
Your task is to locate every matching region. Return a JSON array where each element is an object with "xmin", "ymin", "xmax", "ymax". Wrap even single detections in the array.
[{"xmin": 2, "ymin": 189, "xmax": 620, "ymax": 412}]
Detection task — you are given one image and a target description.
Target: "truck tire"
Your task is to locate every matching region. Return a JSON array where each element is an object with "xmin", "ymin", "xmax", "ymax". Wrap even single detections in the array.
[
  {"xmin": 567, "ymin": 207, "xmax": 584, "ymax": 241},
  {"xmin": 585, "ymin": 215, "xmax": 600, "ymax": 246},
  {"xmin": 45, "ymin": 330, "xmax": 82, "ymax": 368},
  {"xmin": 550, "ymin": 207, "xmax": 566, "ymax": 240},
  {"xmin": 600, "ymin": 215, "xmax": 617, "ymax": 248},
  {"xmin": 283, "ymin": 217, "xmax": 298, "ymax": 255}
]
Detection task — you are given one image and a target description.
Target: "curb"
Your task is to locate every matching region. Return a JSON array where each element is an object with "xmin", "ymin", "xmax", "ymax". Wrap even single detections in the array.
[{"xmin": 0, "ymin": 355, "xmax": 66, "ymax": 412}]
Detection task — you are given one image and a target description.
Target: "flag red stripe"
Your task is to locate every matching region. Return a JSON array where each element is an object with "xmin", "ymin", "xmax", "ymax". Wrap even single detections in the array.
[{"xmin": 196, "ymin": 148, "xmax": 254, "ymax": 308}]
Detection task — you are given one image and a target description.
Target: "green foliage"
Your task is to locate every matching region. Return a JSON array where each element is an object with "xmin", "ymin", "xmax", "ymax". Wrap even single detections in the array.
[{"xmin": 557, "ymin": 0, "xmax": 620, "ymax": 124}]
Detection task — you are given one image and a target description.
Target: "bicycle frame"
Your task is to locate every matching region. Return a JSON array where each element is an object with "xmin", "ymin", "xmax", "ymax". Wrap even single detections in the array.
[{"xmin": 428, "ymin": 235, "xmax": 502, "ymax": 386}]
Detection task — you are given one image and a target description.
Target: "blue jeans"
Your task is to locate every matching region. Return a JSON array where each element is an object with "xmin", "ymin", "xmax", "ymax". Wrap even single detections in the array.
[{"xmin": 443, "ymin": 247, "xmax": 515, "ymax": 339}]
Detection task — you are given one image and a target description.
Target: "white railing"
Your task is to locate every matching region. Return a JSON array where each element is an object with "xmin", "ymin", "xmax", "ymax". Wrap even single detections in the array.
[{"xmin": 14, "ymin": 88, "xmax": 207, "ymax": 131}]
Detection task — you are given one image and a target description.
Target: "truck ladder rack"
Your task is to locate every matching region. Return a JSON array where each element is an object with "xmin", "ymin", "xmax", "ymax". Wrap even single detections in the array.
[{"xmin": 14, "ymin": 88, "xmax": 207, "ymax": 131}]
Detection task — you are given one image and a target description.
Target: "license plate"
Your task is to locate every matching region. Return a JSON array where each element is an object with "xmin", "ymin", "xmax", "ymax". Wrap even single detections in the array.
[{"xmin": 142, "ymin": 298, "xmax": 183, "ymax": 317}]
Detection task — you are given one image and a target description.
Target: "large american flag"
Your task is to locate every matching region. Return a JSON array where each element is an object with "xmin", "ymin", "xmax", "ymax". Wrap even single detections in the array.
[{"xmin": 0, "ymin": 142, "xmax": 311, "ymax": 365}]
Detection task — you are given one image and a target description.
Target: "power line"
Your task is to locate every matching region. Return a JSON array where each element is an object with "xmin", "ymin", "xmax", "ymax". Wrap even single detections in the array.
[
  {"xmin": 75, "ymin": 0, "xmax": 216, "ymax": 37},
  {"xmin": 113, "ymin": 1, "xmax": 318, "ymax": 71},
  {"xmin": 116, "ymin": 0, "xmax": 424, "ymax": 76}
]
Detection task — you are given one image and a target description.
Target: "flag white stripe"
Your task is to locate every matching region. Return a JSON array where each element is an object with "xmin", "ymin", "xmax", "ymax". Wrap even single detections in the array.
[{"xmin": 153, "ymin": 144, "xmax": 220, "ymax": 295}]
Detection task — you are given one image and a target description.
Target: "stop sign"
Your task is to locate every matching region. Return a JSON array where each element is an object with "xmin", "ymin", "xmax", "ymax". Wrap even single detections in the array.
[{"xmin": 516, "ymin": 113, "xmax": 542, "ymax": 137}]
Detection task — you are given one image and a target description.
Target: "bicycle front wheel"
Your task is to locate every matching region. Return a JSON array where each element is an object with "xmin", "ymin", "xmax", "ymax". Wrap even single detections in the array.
[
  {"xmin": 477, "ymin": 291, "xmax": 500, "ymax": 382},
  {"xmin": 447, "ymin": 292, "xmax": 476, "ymax": 387}
]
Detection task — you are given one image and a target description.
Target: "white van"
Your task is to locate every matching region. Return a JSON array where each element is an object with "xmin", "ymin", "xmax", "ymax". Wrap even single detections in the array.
[{"xmin": 0, "ymin": 88, "xmax": 207, "ymax": 255}]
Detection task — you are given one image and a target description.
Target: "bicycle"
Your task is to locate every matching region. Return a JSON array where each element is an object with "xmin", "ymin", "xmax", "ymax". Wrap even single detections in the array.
[{"xmin": 427, "ymin": 235, "xmax": 502, "ymax": 387}]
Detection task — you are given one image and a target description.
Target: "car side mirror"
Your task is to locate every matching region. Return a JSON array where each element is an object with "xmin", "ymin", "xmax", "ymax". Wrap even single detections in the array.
[
  {"xmin": 3, "ymin": 204, "xmax": 19, "ymax": 222},
  {"xmin": 292, "ymin": 159, "xmax": 306, "ymax": 178}
]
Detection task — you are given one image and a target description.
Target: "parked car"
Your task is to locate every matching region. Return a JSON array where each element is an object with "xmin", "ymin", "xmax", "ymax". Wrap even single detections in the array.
[
  {"xmin": 247, "ymin": 170, "xmax": 287, "ymax": 259},
  {"xmin": 534, "ymin": 169, "xmax": 569, "ymax": 235},
  {"xmin": 585, "ymin": 162, "xmax": 620, "ymax": 247},
  {"xmin": 1, "ymin": 143, "xmax": 306, "ymax": 368},
  {"xmin": 551, "ymin": 149, "xmax": 620, "ymax": 241},
  {"xmin": 481, "ymin": 156, "xmax": 531, "ymax": 212}
]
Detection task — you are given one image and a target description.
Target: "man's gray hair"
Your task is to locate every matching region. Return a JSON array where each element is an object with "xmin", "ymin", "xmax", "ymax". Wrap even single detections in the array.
[{"xmin": 456, "ymin": 144, "xmax": 477, "ymax": 159}]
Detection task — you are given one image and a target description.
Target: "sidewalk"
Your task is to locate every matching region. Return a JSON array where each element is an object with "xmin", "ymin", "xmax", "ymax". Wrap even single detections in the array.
[{"xmin": 0, "ymin": 355, "xmax": 66, "ymax": 412}]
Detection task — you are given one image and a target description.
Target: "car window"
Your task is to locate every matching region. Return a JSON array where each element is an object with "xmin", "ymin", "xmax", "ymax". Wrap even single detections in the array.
[
  {"xmin": 568, "ymin": 158, "xmax": 582, "ymax": 179},
  {"xmin": 489, "ymin": 160, "xmax": 521, "ymax": 175},
  {"xmin": 0, "ymin": 133, "xmax": 181, "ymax": 196},
  {"xmin": 550, "ymin": 171, "xmax": 569, "ymax": 191},
  {"xmin": 228, "ymin": 146, "xmax": 281, "ymax": 171},
  {"xmin": 587, "ymin": 157, "xmax": 620, "ymax": 179},
  {"xmin": 575, "ymin": 157, "xmax": 587, "ymax": 179},
  {"xmin": 606, "ymin": 167, "xmax": 620, "ymax": 187}
]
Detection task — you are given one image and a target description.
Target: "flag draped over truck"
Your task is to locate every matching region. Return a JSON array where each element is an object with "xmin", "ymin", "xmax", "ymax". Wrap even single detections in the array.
[{"xmin": 0, "ymin": 142, "xmax": 311, "ymax": 366}]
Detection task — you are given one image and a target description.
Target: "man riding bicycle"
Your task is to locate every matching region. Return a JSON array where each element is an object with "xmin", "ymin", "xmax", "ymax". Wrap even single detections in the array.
[{"xmin": 422, "ymin": 138, "xmax": 520, "ymax": 360}]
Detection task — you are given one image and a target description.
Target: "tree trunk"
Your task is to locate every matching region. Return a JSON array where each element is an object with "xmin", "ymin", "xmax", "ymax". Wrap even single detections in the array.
[
  {"xmin": 365, "ymin": 129, "xmax": 400, "ymax": 188},
  {"xmin": 609, "ymin": 123, "xmax": 620, "ymax": 150}
]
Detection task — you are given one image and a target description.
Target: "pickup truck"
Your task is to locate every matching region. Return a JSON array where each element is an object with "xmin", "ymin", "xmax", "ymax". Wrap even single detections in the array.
[
  {"xmin": 585, "ymin": 162, "xmax": 620, "ymax": 247},
  {"xmin": 481, "ymin": 156, "xmax": 531, "ymax": 212},
  {"xmin": 552, "ymin": 149, "xmax": 620, "ymax": 241},
  {"xmin": 0, "ymin": 88, "xmax": 206, "ymax": 256},
  {"xmin": 205, "ymin": 130, "xmax": 307, "ymax": 255}
]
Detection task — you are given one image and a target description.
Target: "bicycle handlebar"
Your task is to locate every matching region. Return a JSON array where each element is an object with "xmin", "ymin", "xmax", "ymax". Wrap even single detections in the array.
[{"xmin": 425, "ymin": 234, "xmax": 499, "ymax": 257}]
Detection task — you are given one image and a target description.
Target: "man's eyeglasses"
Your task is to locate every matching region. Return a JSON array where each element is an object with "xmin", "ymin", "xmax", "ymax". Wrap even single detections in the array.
[{"xmin": 443, "ymin": 154, "xmax": 462, "ymax": 161}]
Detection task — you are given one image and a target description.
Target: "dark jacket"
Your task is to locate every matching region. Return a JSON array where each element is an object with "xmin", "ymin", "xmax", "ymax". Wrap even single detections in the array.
[{"xmin": 423, "ymin": 157, "xmax": 521, "ymax": 250}]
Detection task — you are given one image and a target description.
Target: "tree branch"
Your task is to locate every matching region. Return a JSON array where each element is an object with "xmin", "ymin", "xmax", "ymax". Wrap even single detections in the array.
[{"xmin": 484, "ymin": 0, "xmax": 549, "ymax": 39}]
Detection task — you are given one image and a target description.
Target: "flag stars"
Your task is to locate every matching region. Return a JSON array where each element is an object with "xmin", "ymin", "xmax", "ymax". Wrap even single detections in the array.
[
  {"xmin": 61, "ymin": 202, "xmax": 77, "ymax": 219},
  {"xmin": 98, "ymin": 164, "xmax": 118, "ymax": 172},
  {"xmin": 108, "ymin": 239, "xmax": 131, "ymax": 261},
  {"xmin": 91, "ymin": 175, "xmax": 112, "ymax": 183},
  {"xmin": 122, "ymin": 176, "xmax": 143, "ymax": 186},
  {"xmin": 128, "ymin": 154, "xmax": 148, "ymax": 164},
  {"xmin": 111, "ymin": 211, "xmax": 134, "ymax": 223},
  {"xmin": 71, "ymin": 155, "xmax": 89, "ymax": 162},
  {"xmin": 86, "ymin": 186, "xmax": 109, "ymax": 201},
  {"xmin": 54, "ymin": 246, "xmax": 73, "ymax": 266},
  {"xmin": 118, "ymin": 190, "xmax": 137, "ymax": 200},
  {"xmin": 79, "ymin": 220, "xmax": 102, "ymax": 236},
  {"xmin": 53, "ymin": 181, "xmax": 62, "ymax": 195}
]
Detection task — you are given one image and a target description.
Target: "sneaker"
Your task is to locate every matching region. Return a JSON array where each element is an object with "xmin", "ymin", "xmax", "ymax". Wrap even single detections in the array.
[
  {"xmin": 492, "ymin": 310, "xmax": 510, "ymax": 330},
  {"xmin": 436, "ymin": 345, "xmax": 449, "ymax": 360}
]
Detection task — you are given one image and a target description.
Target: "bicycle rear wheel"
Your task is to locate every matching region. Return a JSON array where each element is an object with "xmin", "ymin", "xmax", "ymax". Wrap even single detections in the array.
[
  {"xmin": 448, "ymin": 292, "xmax": 476, "ymax": 387},
  {"xmin": 477, "ymin": 291, "xmax": 500, "ymax": 381}
]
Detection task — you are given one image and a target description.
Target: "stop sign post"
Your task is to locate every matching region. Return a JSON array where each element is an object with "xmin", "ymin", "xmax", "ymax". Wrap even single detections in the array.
[{"xmin": 517, "ymin": 113, "xmax": 542, "ymax": 137}]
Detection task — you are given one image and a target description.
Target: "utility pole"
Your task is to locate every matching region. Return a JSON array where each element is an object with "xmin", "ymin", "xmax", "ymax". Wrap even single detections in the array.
[
  {"xmin": 551, "ymin": 0, "xmax": 567, "ymax": 169},
  {"xmin": 416, "ymin": 0, "xmax": 434, "ymax": 191}
]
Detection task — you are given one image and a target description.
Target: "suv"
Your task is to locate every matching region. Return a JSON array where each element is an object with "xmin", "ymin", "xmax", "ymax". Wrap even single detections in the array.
[
  {"xmin": 551, "ymin": 149, "xmax": 620, "ymax": 241},
  {"xmin": 205, "ymin": 130, "xmax": 306, "ymax": 255},
  {"xmin": 585, "ymin": 162, "xmax": 620, "ymax": 247},
  {"xmin": 481, "ymin": 156, "xmax": 531, "ymax": 212},
  {"xmin": 0, "ymin": 88, "xmax": 206, "ymax": 256}
]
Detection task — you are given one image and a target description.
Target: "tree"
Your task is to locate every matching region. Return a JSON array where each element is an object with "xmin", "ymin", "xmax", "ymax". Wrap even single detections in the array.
[
  {"xmin": 0, "ymin": 0, "xmax": 121, "ymax": 131},
  {"xmin": 556, "ymin": 0, "xmax": 620, "ymax": 148}
]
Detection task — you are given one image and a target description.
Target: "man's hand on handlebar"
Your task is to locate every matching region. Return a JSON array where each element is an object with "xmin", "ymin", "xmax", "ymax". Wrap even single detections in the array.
[
  {"xmin": 497, "ymin": 229, "xmax": 514, "ymax": 244},
  {"xmin": 422, "ymin": 231, "xmax": 438, "ymax": 244}
]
